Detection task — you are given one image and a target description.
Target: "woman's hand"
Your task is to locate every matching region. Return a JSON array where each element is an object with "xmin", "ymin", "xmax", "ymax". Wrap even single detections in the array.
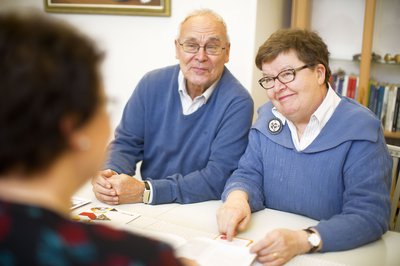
[
  {"xmin": 250, "ymin": 229, "xmax": 311, "ymax": 266},
  {"xmin": 216, "ymin": 190, "xmax": 251, "ymax": 240}
]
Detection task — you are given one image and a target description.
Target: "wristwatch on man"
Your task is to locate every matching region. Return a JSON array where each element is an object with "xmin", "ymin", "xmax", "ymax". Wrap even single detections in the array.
[
  {"xmin": 303, "ymin": 228, "xmax": 321, "ymax": 253},
  {"xmin": 142, "ymin": 181, "xmax": 151, "ymax": 204}
]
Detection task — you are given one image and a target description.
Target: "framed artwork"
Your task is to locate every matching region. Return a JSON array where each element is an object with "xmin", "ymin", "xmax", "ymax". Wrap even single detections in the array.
[{"xmin": 44, "ymin": 0, "xmax": 171, "ymax": 17}]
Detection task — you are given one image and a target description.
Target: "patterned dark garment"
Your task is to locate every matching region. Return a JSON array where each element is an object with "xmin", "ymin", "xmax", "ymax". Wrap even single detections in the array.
[{"xmin": 0, "ymin": 200, "xmax": 182, "ymax": 266}]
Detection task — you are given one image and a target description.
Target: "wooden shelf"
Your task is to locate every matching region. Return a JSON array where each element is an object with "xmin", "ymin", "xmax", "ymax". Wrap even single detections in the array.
[{"xmin": 384, "ymin": 131, "xmax": 400, "ymax": 139}]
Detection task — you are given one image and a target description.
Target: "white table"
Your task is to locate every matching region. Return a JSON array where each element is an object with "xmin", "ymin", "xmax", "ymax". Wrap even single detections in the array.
[{"xmin": 74, "ymin": 183, "xmax": 400, "ymax": 266}]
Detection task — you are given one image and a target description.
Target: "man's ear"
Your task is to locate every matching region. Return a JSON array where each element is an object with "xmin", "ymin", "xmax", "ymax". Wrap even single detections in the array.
[
  {"xmin": 224, "ymin": 42, "xmax": 231, "ymax": 64},
  {"xmin": 174, "ymin": 40, "xmax": 180, "ymax": 60}
]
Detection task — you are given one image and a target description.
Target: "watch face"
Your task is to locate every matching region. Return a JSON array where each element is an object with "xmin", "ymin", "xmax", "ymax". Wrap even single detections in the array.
[{"xmin": 309, "ymin": 233, "xmax": 321, "ymax": 247}]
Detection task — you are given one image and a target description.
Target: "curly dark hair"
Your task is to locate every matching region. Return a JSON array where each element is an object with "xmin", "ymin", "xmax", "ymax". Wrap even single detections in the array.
[
  {"xmin": 255, "ymin": 28, "xmax": 331, "ymax": 86},
  {"xmin": 0, "ymin": 12, "xmax": 103, "ymax": 175}
]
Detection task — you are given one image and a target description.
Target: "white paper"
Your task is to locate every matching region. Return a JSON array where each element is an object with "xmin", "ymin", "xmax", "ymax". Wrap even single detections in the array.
[
  {"xmin": 177, "ymin": 237, "xmax": 256, "ymax": 266},
  {"xmin": 70, "ymin": 197, "xmax": 91, "ymax": 210}
]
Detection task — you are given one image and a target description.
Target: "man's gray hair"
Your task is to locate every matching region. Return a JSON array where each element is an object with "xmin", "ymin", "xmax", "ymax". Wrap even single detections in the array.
[{"xmin": 177, "ymin": 9, "xmax": 230, "ymax": 42}]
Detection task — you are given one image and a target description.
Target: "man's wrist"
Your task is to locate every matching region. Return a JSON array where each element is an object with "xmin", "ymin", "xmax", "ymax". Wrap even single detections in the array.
[{"xmin": 226, "ymin": 190, "xmax": 248, "ymax": 202}]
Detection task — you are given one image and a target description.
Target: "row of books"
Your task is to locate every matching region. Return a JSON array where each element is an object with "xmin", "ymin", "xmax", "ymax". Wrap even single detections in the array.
[
  {"xmin": 329, "ymin": 71, "xmax": 400, "ymax": 132},
  {"xmin": 368, "ymin": 83, "xmax": 400, "ymax": 132},
  {"xmin": 330, "ymin": 71, "xmax": 359, "ymax": 100}
]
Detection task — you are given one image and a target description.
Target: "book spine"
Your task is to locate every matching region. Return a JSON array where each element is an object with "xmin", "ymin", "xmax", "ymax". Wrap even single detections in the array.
[
  {"xmin": 396, "ymin": 94, "xmax": 400, "ymax": 132},
  {"xmin": 337, "ymin": 76, "xmax": 344, "ymax": 96},
  {"xmin": 342, "ymin": 75, "xmax": 349, "ymax": 97},
  {"xmin": 347, "ymin": 76, "xmax": 357, "ymax": 99},
  {"xmin": 384, "ymin": 86, "xmax": 396, "ymax": 132},
  {"xmin": 368, "ymin": 83, "xmax": 377, "ymax": 114},
  {"xmin": 392, "ymin": 86, "xmax": 400, "ymax": 131},
  {"xmin": 380, "ymin": 85, "xmax": 389, "ymax": 123},
  {"xmin": 375, "ymin": 85, "xmax": 385, "ymax": 120},
  {"xmin": 354, "ymin": 76, "xmax": 360, "ymax": 101},
  {"xmin": 396, "ymin": 86, "xmax": 400, "ymax": 131}
]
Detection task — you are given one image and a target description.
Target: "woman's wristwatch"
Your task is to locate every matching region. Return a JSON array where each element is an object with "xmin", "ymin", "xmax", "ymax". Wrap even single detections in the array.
[{"xmin": 303, "ymin": 228, "xmax": 321, "ymax": 253}]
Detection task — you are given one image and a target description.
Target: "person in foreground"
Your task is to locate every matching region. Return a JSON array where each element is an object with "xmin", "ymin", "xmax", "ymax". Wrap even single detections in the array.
[
  {"xmin": 0, "ymin": 12, "xmax": 190, "ymax": 265},
  {"xmin": 92, "ymin": 9, "xmax": 253, "ymax": 205},
  {"xmin": 217, "ymin": 28, "xmax": 392, "ymax": 266}
]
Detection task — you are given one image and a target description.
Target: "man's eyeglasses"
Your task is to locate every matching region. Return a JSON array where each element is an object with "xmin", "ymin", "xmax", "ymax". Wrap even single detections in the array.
[
  {"xmin": 258, "ymin": 64, "xmax": 313, "ymax": 90},
  {"xmin": 177, "ymin": 41, "xmax": 225, "ymax": 55}
]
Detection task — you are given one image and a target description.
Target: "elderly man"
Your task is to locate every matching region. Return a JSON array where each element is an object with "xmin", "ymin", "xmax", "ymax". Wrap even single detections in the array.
[{"xmin": 92, "ymin": 9, "xmax": 254, "ymax": 205}]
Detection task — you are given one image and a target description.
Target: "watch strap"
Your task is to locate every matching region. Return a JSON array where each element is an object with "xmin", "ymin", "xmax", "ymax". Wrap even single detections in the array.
[
  {"xmin": 142, "ymin": 181, "xmax": 151, "ymax": 204},
  {"xmin": 303, "ymin": 228, "xmax": 320, "ymax": 253}
]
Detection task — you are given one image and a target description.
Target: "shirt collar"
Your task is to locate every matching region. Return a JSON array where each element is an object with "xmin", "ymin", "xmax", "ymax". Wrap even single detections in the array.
[
  {"xmin": 313, "ymin": 84, "xmax": 341, "ymax": 128},
  {"xmin": 272, "ymin": 84, "xmax": 341, "ymax": 127},
  {"xmin": 178, "ymin": 70, "xmax": 218, "ymax": 102}
]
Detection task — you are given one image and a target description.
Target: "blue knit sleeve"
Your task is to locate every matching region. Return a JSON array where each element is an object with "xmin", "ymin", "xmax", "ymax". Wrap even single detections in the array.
[
  {"xmin": 150, "ymin": 96, "xmax": 254, "ymax": 204},
  {"xmin": 221, "ymin": 129, "xmax": 266, "ymax": 212},
  {"xmin": 315, "ymin": 132, "xmax": 392, "ymax": 252}
]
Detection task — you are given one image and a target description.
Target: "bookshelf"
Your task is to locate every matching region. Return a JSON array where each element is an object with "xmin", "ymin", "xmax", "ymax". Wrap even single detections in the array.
[
  {"xmin": 291, "ymin": 0, "xmax": 400, "ymax": 141},
  {"xmin": 384, "ymin": 131, "xmax": 400, "ymax": 140}
]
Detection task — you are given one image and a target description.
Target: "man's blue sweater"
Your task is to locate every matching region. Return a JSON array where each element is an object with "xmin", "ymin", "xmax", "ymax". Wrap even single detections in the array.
[
  {"xmin": 105, "ymin": 64, "xmax": 254, "ymax": 204},
  {"xmin": 223, "ymin": 97, "xmax": 392, "ymax": 252}
]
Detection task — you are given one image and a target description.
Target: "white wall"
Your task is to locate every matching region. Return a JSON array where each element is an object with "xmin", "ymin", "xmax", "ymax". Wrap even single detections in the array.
[
  {"xmin": 311, "ymin": 0, "xmax": 400, "ymax": 84},
  {"xmin": 311, "ymin": 0, "xmax": 365, "ymax": 61},
  {"xmin": 0, "ymin": 0, "xmax": 260, "ymax": 129},
  {"xmin": 251, "ymin": 0, "xmax": 290, "ymax": 118}
]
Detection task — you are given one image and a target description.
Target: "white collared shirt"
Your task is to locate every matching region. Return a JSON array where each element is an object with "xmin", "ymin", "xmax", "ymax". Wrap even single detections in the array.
[
  {"xmin": 178, "ymin": 71, "xmax": 217, "ymax": 115},
  {"xmin": 272, "ymin": 85, "xmax": 341, "ymax": 151}
]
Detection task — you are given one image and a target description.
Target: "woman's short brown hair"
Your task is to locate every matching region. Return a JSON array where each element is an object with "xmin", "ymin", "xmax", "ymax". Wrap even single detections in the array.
[
  {"xmin": 255, "ymin": 28, "xmax": 331, "ymax": 86},
  {"xmin": 0, "ymin": 12, "xmax": 103, "ymax": 175}
]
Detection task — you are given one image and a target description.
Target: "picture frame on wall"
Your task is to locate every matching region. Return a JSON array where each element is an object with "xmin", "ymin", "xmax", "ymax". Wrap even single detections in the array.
[{"xmin": 44, "ymin": 0, "xmax": 171, "ymax": 17}]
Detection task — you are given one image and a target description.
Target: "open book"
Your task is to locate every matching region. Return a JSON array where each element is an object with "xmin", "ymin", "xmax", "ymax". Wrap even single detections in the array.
[
  {"xmin": 126, "ymin": 227, "xmax": 256, "ymax": 266},
  {"xmin": 176, "ymin": 235, "xmax": 256, "ymax": 266}
]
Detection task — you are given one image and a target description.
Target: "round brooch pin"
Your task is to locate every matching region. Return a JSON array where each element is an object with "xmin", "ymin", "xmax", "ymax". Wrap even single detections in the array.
[{"xmin": 267, "ymin": 118, "xmax": 283, "ymax": 135}]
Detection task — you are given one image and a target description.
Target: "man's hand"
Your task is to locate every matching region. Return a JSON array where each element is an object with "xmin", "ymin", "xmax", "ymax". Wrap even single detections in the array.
[
  {"xmin": 92, "ymin": 169, "xmax": 119, "ymax": 205},
  {"xmin": 216, "ymin": 190, "xmax": 251, "ymax": 240},
  {"xmin": 107, "ymin": 174, "xmax": 146, "ymax": 204}
]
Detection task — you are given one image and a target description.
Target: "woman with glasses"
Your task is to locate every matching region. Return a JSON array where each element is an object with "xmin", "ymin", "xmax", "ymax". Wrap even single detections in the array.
[{"xmin": 217, "ymin": 29, "xmax": 392, "ymax": 265}]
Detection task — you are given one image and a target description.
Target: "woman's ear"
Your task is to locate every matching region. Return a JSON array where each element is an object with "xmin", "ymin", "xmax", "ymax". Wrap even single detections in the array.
[
  {"xmin": 315, "ymin": 64, "xmax": 326, "ymax": 85},
  {"xmin": 60, "ymin": 116, "xmax": 91, "ymax": 152},
  {"xmin": 74, "ymin": 136, "xmax": 91, "ymax": 151}
]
